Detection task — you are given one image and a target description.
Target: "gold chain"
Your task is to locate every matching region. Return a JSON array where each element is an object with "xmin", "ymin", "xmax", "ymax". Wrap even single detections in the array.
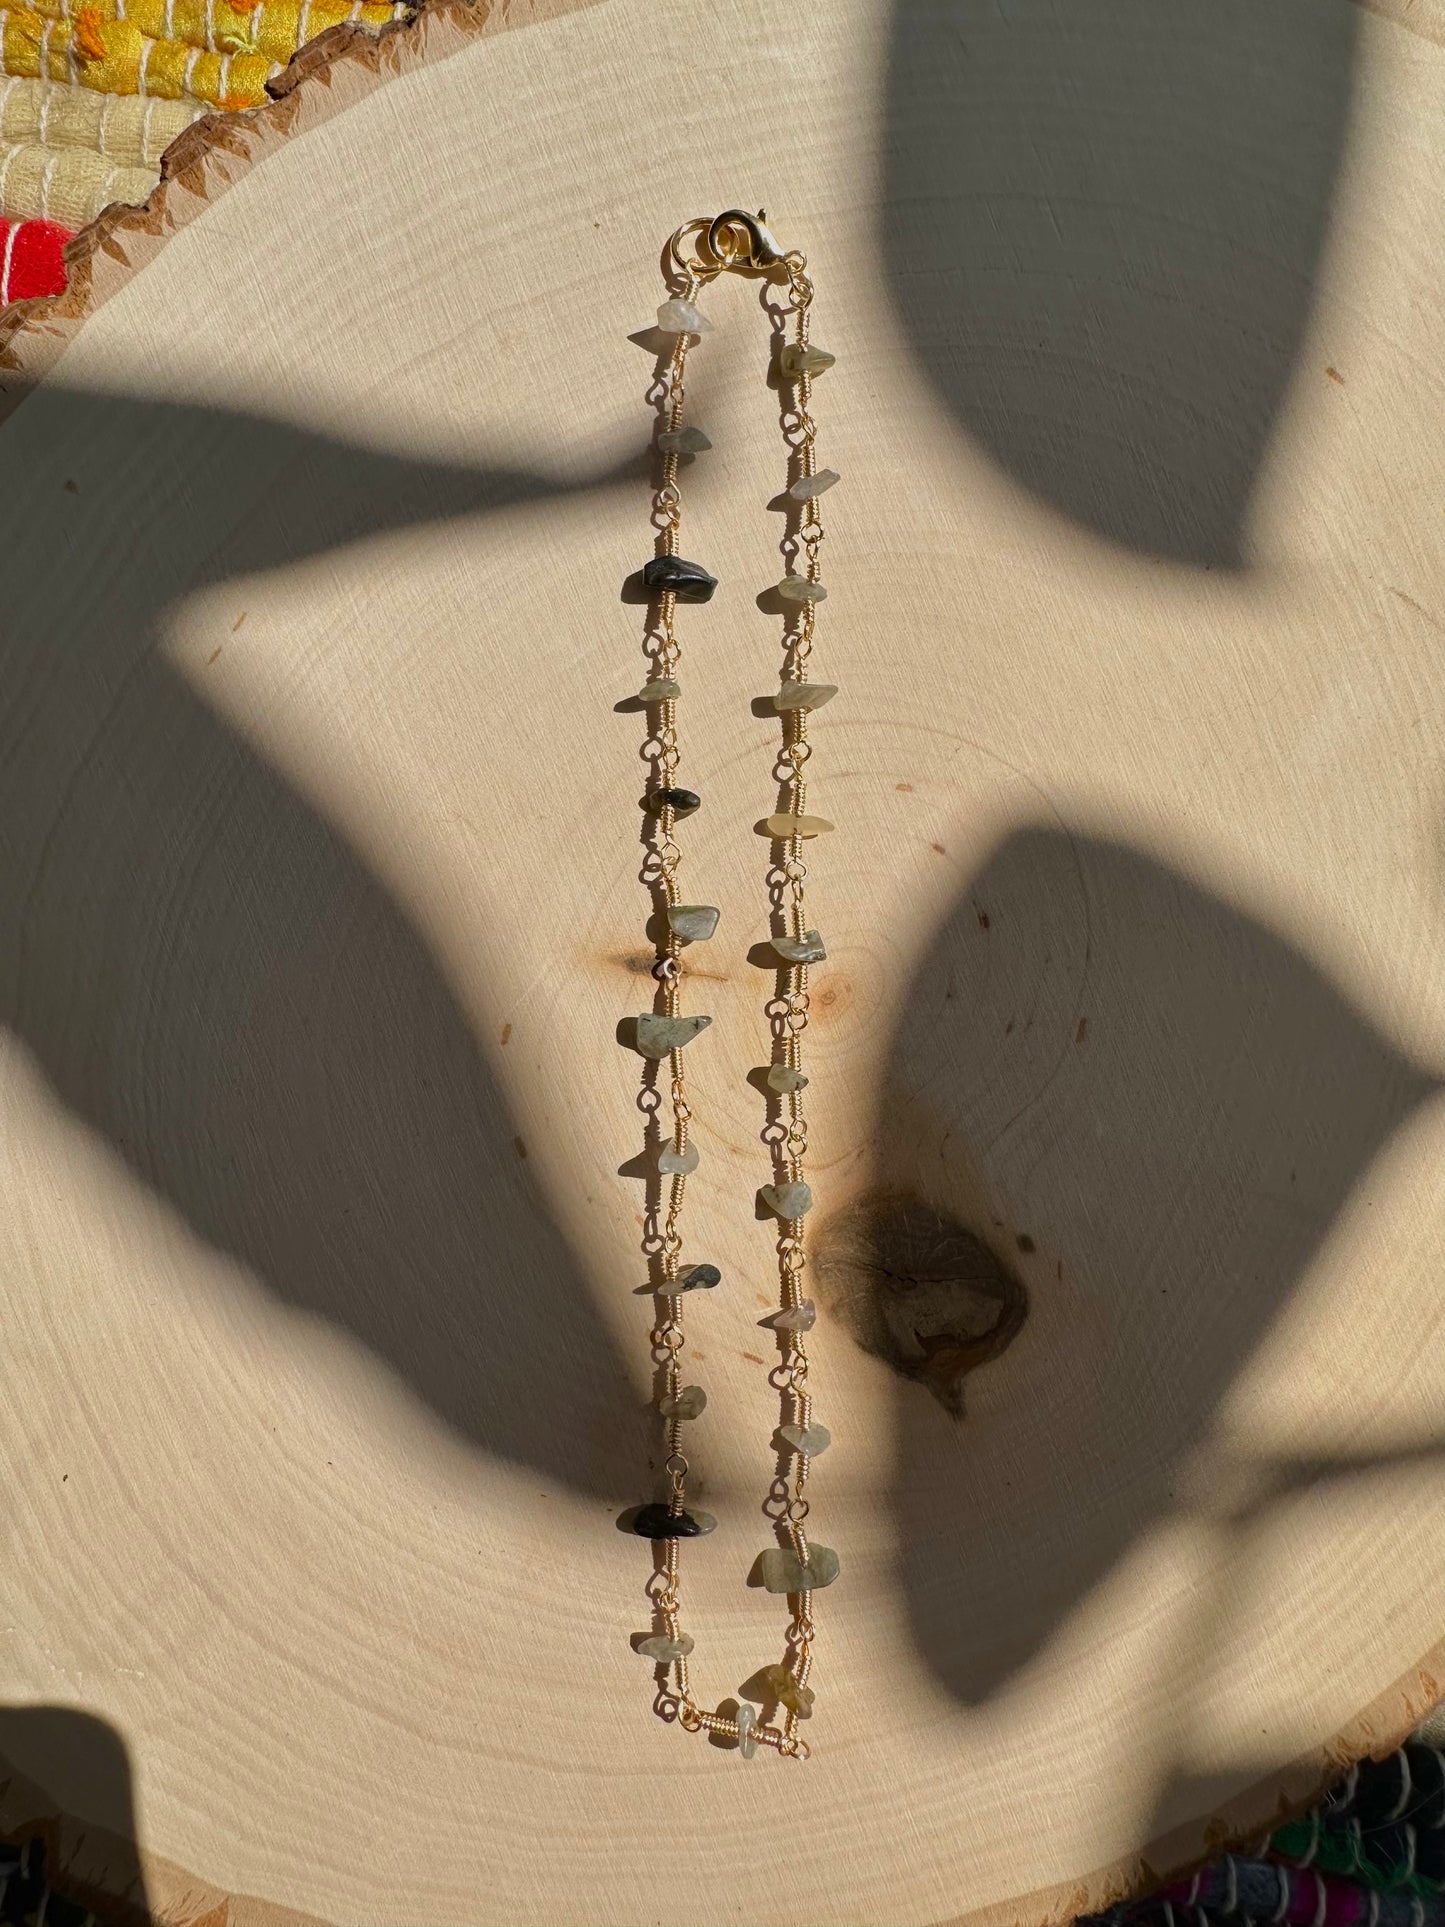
[{"xmin": 628, "ymin": 211, "xmax": 835, "ymax": 1762}]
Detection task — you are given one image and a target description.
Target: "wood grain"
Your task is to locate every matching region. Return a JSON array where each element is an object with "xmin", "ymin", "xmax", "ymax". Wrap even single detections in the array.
[
  {"xmin": 1349, "ymin": 0, "xmax": 1445, "ymax": 48},
  {"xmin": 2, "ymin": 0, "xmax": 1445, "ymax": 1921}
]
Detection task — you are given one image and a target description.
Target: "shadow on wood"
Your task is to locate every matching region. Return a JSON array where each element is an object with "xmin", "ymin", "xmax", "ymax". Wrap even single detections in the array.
[
  {"xmin": 4, "ymin": 381, "xmax": 1436, "ymax": 1737},
  {"xmin": 0, "ymin": 1706, "xmax": 150, "ymax": 1924},
  {"xmin": 879, "ymin": 824, "xmax": 1443, "ymax": 1703},
  {"xmin": 0, "ymin": 379, "xmax": 646, "ymax": 1500},
  {"xmin": 884, "ymin": 0, "xmax": 1359, "ymax": 565},
  {"xmin": 1091, "ymin": 1430, "xmax": 1445, "ymax": 1909}
]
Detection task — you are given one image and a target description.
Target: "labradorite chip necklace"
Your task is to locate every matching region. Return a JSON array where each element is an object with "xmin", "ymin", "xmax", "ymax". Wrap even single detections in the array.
[{"xmin": 625, "ymin": 211, "xmax": 839, "ymax": 1763}]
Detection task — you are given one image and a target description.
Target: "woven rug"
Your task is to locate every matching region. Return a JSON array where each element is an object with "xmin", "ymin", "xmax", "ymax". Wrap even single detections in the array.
[
  {"xmin": 0, "ymin": 0, "xmax": 406, "ymax": 301},
  {"xmin": 1080, "ymin": 1739, "xmax": 1445, "ymax": 1927}
]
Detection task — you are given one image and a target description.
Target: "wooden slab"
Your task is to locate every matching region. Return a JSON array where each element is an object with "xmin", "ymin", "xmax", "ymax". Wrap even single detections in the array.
[{"xmin": 3, "ymin": 0, "xmax": 1445, "ymax": 1920}]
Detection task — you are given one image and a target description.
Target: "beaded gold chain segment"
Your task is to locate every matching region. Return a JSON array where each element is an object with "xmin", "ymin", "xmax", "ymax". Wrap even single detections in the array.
[{"xmin": 627, "ymin": 211, "xmax": 840, "ymax": 1762}]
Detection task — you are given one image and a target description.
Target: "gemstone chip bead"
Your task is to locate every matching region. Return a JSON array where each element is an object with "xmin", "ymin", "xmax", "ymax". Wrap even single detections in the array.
[
  {"xmin": 766, "ymin": 1299, "xmax": 816, "ymax": 1332},
  {"xmin": 667, "ymin": 904, "xmax": 720, "ymax": 943},
  {"xmin": 645, "ymin": 786, "xmax": 700, "ymax": 818},
  {"xmin": 774, "ymin": 681, "xmax": 838, "ymax": 712},
  {"xmin": 630, "ymin": 1502, "xmax": 717, "ymax": 1540},
  {"xmin": 775, "ymin": 575, "xmax": 827, "ymax": 604},
  {"xmin": 760, "ymin": 1181, "xmax": 814, "ymax": 1220},
  {"xmin": 764, "ymin": 813, "xmax": 834, "ymax": 839},
  {"xmin": 634, "ymin": 1013, "xmax": 711, "ymax": 1058},
  {"xmin": 779, "ymin": 342, "xmax": 835, "ymax": 379},
  {"xmin": 656, "ymin": 298, "xmax": 712, "ymax": 335},
  {"xmin": 735, "ymin": 1700, "xmax": 759, "ymax": 1759},
  {"xmin": 637, "ymin": 1632, "xmax": 694, "ymax": 1663},
  {"xmin": 760, "ymin": 1661, "xmax": 816, "ymax": 1717},
  {"xmin": 756, "ymin": 1543, "xmax": 840, "ymax": 1592},
  {"xmin": 641, "ymin": 555, "xmax": 717, "ymax": 603},
  {"xmin": 787, "ymin": 468, "xmax": 840, "ymax": 500},
  {"xmin": 662, "ymin": 1263, "xmax": 720, "ymax": 1296},
  {"xmin": 773, "ymin": 929, "xmax": 826, "ymax": 964},
  {"xmin": 766, "ymin": 1063, "xmax": 809, "ymax": 1095},
  {"xmin": 660, "ymin": 1384, "xmax": 707, "ymax": 1420},
  {"xmin": 657, "ymin": 425, "xmax": 712, "ymax": 454}
]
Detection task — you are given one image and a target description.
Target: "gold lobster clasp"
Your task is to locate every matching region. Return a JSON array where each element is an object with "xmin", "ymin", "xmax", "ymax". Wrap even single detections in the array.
[
  {"xmin": 706, "ymin": 208, "xmax": 789, "ymax": 269},
  {"xmin": 667, "ymin": 209, "xmax": 804, "ymax": 281}
]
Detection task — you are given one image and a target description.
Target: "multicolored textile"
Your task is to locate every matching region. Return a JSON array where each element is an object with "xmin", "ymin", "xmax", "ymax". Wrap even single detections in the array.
[
  {"xmin": 1079, "ymin": 1743, "xmax": 1445, "ymax": 1927},
  {"xmin": 0, "ymin": 0, "xmax": 402, "ymax": 105},
  {"xmin": 0, "ymin": 0, "xmax": 404, "ymax": 293},
  {"xmin": 13, "ymin": 0, "xmax": 401, "ymax": 66},
  {"xmin": 2, "ymin": 5, "xmax": 280, "ymax": 109},
  {"xmin": 1096, "ymin": 1856, "xmax": 1443, "ymax": 1925}
]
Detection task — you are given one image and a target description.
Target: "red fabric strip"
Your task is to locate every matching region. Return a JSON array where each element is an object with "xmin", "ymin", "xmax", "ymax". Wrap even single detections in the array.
[{"xmin": 0, "ymin": 219, "xmax": 72, "ymax": 304}]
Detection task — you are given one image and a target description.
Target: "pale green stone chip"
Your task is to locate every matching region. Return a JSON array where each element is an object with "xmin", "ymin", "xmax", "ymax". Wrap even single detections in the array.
[
  {"xmin": 787, "ymin": 468, "xmax": 840, "ymax": 500},
  {"xmin": 766, "ymin": 1063, "xmax": 809, "ymax": 1095},
  {"xmin": 635, "ymin": 1013, "xmax": 711, "ymax": 1058},
  {"xmin": 760, "ymin": 1180, "xmax": 813, "ymax": 1220},
  {"xmin": 779, "ymin": 343, "xmax": 835, "ymax": 378},
  {"xmin": 774, "ymin": 681, "xmax": 838, "ymax": 711},
  {"xmin": 660, "ymin": 1384, "xmax": 707, "ymax": 1420},
  {"xmin": 763, "ymin": 813, "xmax": 834, "ymax": 839},
  {"xmin": 658, "ymin": 425, "xmax": 712, "ymax": 453},
  {"xmin": 637, "ymin": 1632, "xmax": 694, "ymax": 1662},
  {"xmin": 778, "ymin": 1421, "xmax": 831, "ymax": 1458},
  {"xmin": 773, "ymin": 929, "xmax": 826, "ymax": 964},
  {"xmin": 667, "ymin": 904, "xmax": 720, "ymax": 942},
  {"xmin": 756, "ymin": 1543, "xmax": 841, "ymax": 1593}
]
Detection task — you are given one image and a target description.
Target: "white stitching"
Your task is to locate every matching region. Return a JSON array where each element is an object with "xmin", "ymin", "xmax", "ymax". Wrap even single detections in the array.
[
  {"xmin": 1271, "ymin": 1865, "xmax": 1290, "ymax": 1924},
  {"xmin": 0, "ymin": 135, "xmax": 21, "ymax": 208},
  {"xmin": 38, "ymin": 144, "xmax": 61, "ymax": 221},
  {"xmin": 1388, "ymin": 1749, "xmax": 1414, "ymax": 1823},
  {"xmin": 0, "ymin": 217, "xmax": 19, "ymax": 306}
]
